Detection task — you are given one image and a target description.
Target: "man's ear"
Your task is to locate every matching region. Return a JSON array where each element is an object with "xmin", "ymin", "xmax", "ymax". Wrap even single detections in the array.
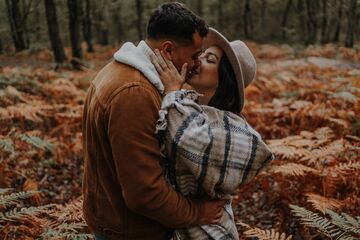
[{"xmin": 160, "ymin": 41, "xmax": 174, "ymax": 60}]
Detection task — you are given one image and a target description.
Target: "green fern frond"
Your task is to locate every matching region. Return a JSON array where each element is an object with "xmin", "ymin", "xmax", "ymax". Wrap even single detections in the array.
[
  {"xmin": 0, "ymin": 204, "xmax": 53, "ymax": 223},
  {"xmin": 54, "ymin": 222, "xmax": 87, "ymax": 232},
  {"xmin": 326, "ymin": 209, "xmax": 360, "ymax": 234},
  {"xmin": 337, "ymin": 236, "xmax": 359, "ymax": 240},
  {"xmin": 0, "ymin": 188, "xmax": 14, "ymax": 195},
  {"xmin": 43, "ymin": 232, "xmax": 93, "ymax": 240},
  {"xmin": 41, "ymin": 222, "xmax": 93, "ymax": 239},
  {"xmin": 0, "ymin": 191, "xmax": 38, "ymax": 207},
  {"xmin": 19, "ymin": 134, "xmax": 53, "ymax": 152},
  {"xmin": 331, "ymin": 91, "xmax": 358, "ymax": 103},
  {"xmin": 56, "ymin": 197, "xmax": 85, "ymax": 222},
  {"xmin": 290, "ymin": 204, "xmax": 342, "ymax": 238},
  {"xmin": 0, "ymin": 139, "xmax": 14, "ymax": 154}
]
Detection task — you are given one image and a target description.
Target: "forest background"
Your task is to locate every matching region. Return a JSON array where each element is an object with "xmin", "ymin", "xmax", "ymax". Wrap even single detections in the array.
[{"xmin": 0, "ymin": 0, "xmax": 359, "ymax": 239}]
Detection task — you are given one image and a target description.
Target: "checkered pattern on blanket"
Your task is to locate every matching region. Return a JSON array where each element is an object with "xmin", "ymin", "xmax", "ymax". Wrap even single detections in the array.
[{"xmin": 156, "ymin": 90, "xmax": 274, "ymax": 240}]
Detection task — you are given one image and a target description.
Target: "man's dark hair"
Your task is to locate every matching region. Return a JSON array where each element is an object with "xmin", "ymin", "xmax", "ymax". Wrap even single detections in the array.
[
  {"xmin": 147, "ymin": 2, "xmax": 208, "ymax": 45},
  {"xmin": 208, "ymin": 55, "xmax": 241, "ymax": 114}
]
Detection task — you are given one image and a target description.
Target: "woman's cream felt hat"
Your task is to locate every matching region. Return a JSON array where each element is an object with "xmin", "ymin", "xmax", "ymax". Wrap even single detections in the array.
[{"xmin": 203, "ymin": 27, "xmax": 257, "ymax": 112}]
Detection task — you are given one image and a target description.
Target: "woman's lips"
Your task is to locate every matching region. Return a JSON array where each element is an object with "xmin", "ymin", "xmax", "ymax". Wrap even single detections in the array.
[
  {"xmin": 191, "ymin": 67, "xmax": 200, "ymax": 75},
  {"xmin": 186, "ymin": 67, "xmax": 200, "ymax": 80}
]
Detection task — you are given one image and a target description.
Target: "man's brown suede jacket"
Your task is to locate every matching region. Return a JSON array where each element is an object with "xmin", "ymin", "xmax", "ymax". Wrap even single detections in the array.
[{"xmin": 82, "ymin": 60, "xmax": 205, "ymax": 239}]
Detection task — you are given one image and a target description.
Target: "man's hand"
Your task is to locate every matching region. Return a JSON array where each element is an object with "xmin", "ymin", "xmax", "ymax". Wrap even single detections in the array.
[
  {"xmin": 197, "ymin": 200, "xmax": 227, "ymax": 225},
  {"xmin": 150, "ymin": 49, "xmax": 187, "ymax": 95}
]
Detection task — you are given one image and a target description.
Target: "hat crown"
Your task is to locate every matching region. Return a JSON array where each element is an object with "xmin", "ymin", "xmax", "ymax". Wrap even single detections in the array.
[
  {"xmin": 229, "ymin": 40, "xmax": 256, "ymax": 88},
  {"xmin": 203, "ymin": 27, "xmax": 257, "ymax": 112}
]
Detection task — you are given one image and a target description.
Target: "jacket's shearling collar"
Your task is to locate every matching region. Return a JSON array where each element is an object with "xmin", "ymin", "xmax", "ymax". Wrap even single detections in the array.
[{"xmin": 113, "ymin": 41, "xmax": 164, "ymax": 94}]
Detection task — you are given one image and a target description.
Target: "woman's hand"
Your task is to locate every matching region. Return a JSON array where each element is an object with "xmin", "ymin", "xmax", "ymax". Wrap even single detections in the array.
[
  {"xmin": 150, "ymin": 49, "xmax": 188, "ymax": 95},
  {"xmin": 182, "ymin": 83, "xmax": 194, "ymax": 91}
]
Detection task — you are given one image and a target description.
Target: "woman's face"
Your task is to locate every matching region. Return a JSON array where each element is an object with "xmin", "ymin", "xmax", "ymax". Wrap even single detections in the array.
[{"xmin": 187, "ymin": 46, "xmax": 223, "ymax": 102}]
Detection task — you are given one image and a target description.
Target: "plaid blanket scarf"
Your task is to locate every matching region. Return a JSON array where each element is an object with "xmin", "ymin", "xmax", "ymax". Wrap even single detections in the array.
[{"xmin": 155, "ymin": 90, "xmax": 274, "ymax": 240}]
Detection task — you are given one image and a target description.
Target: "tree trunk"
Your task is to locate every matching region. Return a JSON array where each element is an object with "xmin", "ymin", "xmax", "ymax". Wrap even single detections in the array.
[
  {"xmin": 320, "ymin": 0, "xmax": 329, "ymax": 44},
  {"xmin": 67, "ymin": 0, "xmax": 83, "ymax": 60},
  {"xmin": 357, "ymin": 10, "xmax": 360, "ymax": 43},
  {"xmin": 82, "ymin": 0, "xmax": 94, "ymax": 52},
  {"xmin": 305, "ymin": 0, "xmax": 318, "ymax": 44},
  {"xmin": 92, "ymin": 0, "xmax": 109, "ymax": 46},
  {"xmin": 243, "ymin": 0, "xmax": 253, "ymax": 38},
  {"xmin": 34, "ymin": 1, "xmax": 43, "ymax": 42},
  {"xmin": 209, "ymin": 1, "xmax": 218, "ymax": 27},
  {"xmin": 21, "ymin": 0, "xmax": 31, "ymax": 49},
  {"xmin": 282, "ymin": 0, "xmax": 293, "ymax": 40},
  {"xmin": 297, "ymin": 0, "xmax": 307, "ymax": 43},
  {"xmin": 135, "ymin": 0, "xmax": 143, "ymax": 41},
  {"xmin": 97, "ymin": 11, "xmax": 109, "ymax": 45},
  {"xmin": 196, "ymin": 0, "xmax": 203, "ymax": 17},
  {"xmin": 44, "ymin": 0, "xmax": 67, "ymax": 63},
  {"xmin": 332, "ymin": 0, "xmax": 343, "ymax": 42},
  {"xmin": 345, "ymin": 0, "xmax": 357, "ymax": 48},
  {"xmin": 112, "ymin": 4, "xmax": 125, "ymax": 44},
  {"xmin": 217, "ymin": 1, "xmax": 224, "ymax": 30},
  {"xmin": 260, "ymin": 0, "xmax": 266, "ymax": 37},
  {"xmin": 5, "ymin": 0, "xmax": 27, "ymax": 51}
]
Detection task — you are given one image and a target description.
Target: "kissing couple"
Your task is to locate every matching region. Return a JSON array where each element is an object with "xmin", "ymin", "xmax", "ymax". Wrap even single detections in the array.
[{"xmin": 82, "ymin": 2, "xmax": 273, "ymax": 240}]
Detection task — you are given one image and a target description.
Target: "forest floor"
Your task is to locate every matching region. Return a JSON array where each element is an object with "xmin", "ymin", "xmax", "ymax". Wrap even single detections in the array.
[{"xmin": 0, "ymin": 42, "xmax": 359, "ymax": 239}]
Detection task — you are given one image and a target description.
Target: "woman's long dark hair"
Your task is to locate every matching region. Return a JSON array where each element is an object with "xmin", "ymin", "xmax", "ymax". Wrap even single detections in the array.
[{"xmin": 207, "ymin": 54, "xmax": 240, "ymax": 114}]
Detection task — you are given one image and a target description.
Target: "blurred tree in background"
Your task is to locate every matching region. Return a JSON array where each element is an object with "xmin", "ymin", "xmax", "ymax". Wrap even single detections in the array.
[
  {"xmin": 44, "ymin": 0, "xmax": 67, "ymax": 63},
  {"xmin": 0, "ymin": 0, "xmax": 359, "ymax": 63}
]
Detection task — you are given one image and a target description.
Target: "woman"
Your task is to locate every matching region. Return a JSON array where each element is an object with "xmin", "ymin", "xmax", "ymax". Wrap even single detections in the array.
[{"xmin": 151, "ymin": 28, "xmax": 274, "ymax": 240}]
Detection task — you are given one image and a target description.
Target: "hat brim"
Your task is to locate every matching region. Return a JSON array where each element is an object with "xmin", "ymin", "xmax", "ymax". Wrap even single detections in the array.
[{"xmin": 203, "ymin": 27, "xmax": 245, "ymax": 112}]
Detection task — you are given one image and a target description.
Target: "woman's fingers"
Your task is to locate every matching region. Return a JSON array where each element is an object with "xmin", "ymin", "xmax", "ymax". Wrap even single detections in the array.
[
  {"xmin": 160, "ymin": 50, "xmax": 177, "ymax": 71},
  {"xmin": 154, "ymin": 49, "xmax": 168, "ymax": 69},
  {"xmin": 150, "ymin": 54, "xmax": 164, "ymax": 74},
  {"xmin": 180, "ymin": 63, "xmax": 188, "ymax": 81},
  {"xmin": 158, "ymin": 50, "xmax": 187, "ymax": 82},
  {"xmin": 151, "ymin": 48, "xmax": 188, "ymax": 93}
]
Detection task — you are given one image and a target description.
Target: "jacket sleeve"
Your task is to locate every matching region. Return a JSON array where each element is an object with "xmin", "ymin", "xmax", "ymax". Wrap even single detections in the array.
[
  {"xmin": 106, "ymin": 85, "xmax": 203, "ymax": 228},
  {"xmin": 155, "ymin": 90, "xmax": 274, "ymax": 198}
]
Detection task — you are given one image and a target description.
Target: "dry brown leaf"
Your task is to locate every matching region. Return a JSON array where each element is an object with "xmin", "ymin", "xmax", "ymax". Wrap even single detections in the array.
[
  {"xmin": 271, "ymin": 163, "xmax": 319, "ymax": 176},
  {"xmin": 305, "ymin": 193, "xmax": 341, "ymax": 214},
  {"xmin": 22, "ymin": 178, "xmax": 41, "ymax": 205}
]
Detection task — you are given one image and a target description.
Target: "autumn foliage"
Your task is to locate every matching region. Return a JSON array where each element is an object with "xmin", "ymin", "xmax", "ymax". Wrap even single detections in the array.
[{"xmin": 0, "ymin": 43, "xmax": 359, "ymax": 239}]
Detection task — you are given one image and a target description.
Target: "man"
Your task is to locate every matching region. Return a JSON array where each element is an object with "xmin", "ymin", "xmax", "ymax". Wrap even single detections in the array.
[{"xmin": 82, "ymin": 2, "xmax": 225, "ymax": 240}]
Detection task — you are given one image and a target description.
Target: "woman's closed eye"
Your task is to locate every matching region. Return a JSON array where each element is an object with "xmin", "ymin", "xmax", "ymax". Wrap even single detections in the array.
[
  {"xmin": 200, "ymin": 51, "xmax": 218, "ymax": 63},
  {"xmin": 207, "ymin": 56, "xmax": 216, "ymax": 63}
]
